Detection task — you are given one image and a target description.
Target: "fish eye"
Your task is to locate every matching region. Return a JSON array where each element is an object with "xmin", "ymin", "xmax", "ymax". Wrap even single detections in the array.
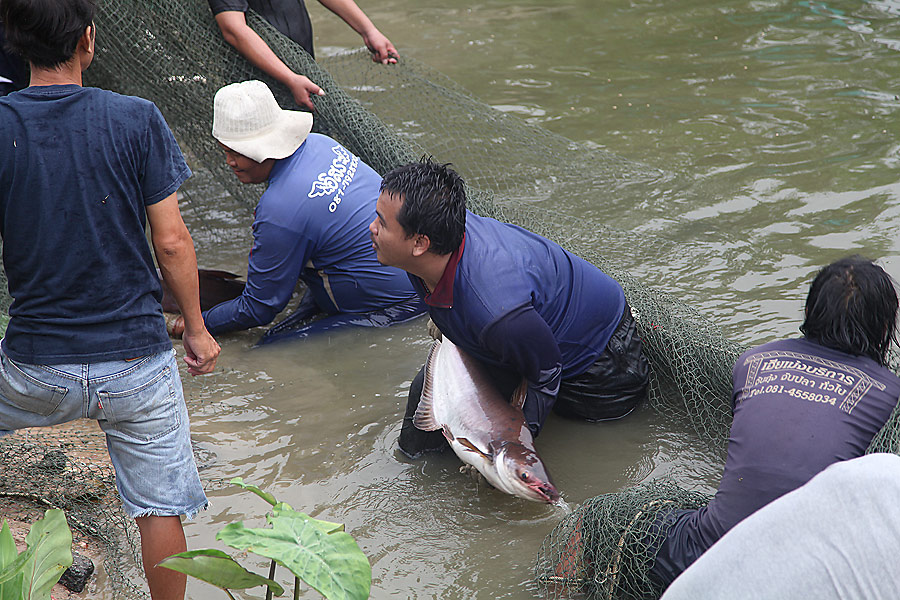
[{"xmin": 519, "ymin": 472, "xmax": 530, "ymax": 482}]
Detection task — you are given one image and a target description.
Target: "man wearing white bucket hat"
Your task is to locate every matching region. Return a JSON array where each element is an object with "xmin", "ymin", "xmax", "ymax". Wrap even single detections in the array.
[{"xmin": 173, "ymin": 80, "xmax": 423, "ymax": 341}]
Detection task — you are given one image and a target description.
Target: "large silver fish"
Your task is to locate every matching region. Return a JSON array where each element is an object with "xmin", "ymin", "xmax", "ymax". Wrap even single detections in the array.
[{"xmin": 413, "ymin": 337, "xmax": 560, "ymax": 503}]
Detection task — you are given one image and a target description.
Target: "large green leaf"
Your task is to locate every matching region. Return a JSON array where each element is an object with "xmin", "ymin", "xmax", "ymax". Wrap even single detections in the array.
[
  {"xmin": 0, "ymin": 572, "xmax": 22, "ymax": 600},
  {"xmin": 230, "ymin": 478, "xmax": 278, "ymax": 506},
  {"xmin": 159, "ymin": 549, "xmax": 284, "ymax": 595},
  {"xmin": 21, "ymin": 509, "xmax": 72, "ymax": 600},
  {"xmin": 0, "ymin": 546, "xmax": 36, "ymax": 585},
  {"xmin": 272, "ymin": 504, "xmax": 344, "ymax": 534},
  {"xmin": 217, "ymin": 506, "xmax": 371, "ymax": 600},
  {"xmin": 0, "ymin": 522, "xmax": 24, "ymax": 600},
  {"xmin": 0, "ymin": 522, "xmax": 17, "ymax": 570}
]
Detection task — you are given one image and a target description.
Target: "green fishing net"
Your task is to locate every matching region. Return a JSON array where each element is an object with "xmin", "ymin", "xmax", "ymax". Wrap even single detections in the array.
[{"xmin": 534, "ymin": 480, "xmax": 709, "ymax": 600}]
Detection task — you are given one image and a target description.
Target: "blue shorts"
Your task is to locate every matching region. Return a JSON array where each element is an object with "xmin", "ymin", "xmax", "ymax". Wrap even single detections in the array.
[{"xmin": 0, "ymin": 347, "xmax": 207, "ymax": 519}]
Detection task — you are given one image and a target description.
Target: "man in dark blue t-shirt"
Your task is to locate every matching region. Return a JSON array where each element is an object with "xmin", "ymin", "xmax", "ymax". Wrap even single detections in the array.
[
  {"xmin": 0, "ymin": 2, "xmax": 220, "ymax": 598},
  {"xmin": 650, "ymin": 256, "xmax": 900, "ymax": 591},
  {"xmin": 368, "ymin": 159, "xmax": 650, "ymax": 458}
]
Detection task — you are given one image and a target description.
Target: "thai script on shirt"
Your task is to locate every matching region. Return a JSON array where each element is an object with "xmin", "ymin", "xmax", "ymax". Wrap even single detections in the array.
[
  {"xmin": 741, "ymin": 350, "xmax": 886, "ymax": 415},
  {"xmin": 308, "ymin": 145, "xmax": 359, "ymax": 213}
]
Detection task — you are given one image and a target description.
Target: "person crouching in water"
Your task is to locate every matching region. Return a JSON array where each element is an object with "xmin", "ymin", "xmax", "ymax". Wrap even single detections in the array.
[
  {"xmin": 650, "ymin": 255, "xmax": 900, "ymax": 591},
  {"xmin": 368, "ymin": 158, "xmax": 650, "ymax": 456},
  {"xmin": 171, "ymin": 80, "xmax": 424, "ymax": 342}
]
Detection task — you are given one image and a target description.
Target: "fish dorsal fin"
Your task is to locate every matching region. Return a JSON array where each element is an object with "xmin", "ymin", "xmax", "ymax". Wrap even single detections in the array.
[
  {"xmin": 511, "ymin": 379, "xmax": 528, "ymax": 410},
  {"xmin": 412, "ymin": 339, "xmax": 442, "ymax": 431},
  {"xmin": 457, "ymin": 437, "xmax": 493, "ymax": 461}
]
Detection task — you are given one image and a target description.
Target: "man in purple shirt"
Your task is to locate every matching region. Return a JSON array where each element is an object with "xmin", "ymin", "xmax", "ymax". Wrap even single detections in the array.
[
  {"xmin": 368, "ymin": 159, "xmax": 650, "ymax": 458},
  {"xmin": 650, "ymin": 255, "xmax": 900, "ymax": 591}
]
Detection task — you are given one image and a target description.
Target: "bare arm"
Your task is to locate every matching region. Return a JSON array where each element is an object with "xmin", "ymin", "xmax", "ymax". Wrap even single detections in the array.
[
  {"xmin": 214, "ymin": 11, "xmax": 324, "ymax": 110},
  {"xmin": 147, "ymin": 193, "xmax": 221, "ymax": 375},
  {"xmin": 316, "ymin": 0, "xmax": 398, "ymax": 63}
]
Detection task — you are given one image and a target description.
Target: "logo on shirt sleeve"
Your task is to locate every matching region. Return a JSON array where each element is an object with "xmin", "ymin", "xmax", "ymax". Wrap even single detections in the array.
[{"xmin": 308, "ymin": 145, "xmax": 359, "ymax": 213}]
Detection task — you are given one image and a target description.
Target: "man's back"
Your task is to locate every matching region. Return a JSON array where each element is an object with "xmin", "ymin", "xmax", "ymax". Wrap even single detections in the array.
[
  {"xmin": 257, "ymin": 132, "xmax": 415, "ymax": 313},
  {"xmin": 0, "ymin": 85, "xmax": 189, "ymax": 363},
  {"xmin": 708, "ymin": 337, "xmax": 900, "ymax": 535},
  {"xmin": 653, "ymin": 335, "xmax": 900, "ymax": 585},
  {"xmin": 423, "ymin": 211, "xmax": 626, "ymax": 378}
]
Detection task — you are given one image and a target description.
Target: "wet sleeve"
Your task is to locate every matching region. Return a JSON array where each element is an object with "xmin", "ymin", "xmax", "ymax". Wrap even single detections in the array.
[
  {"xmin": 203, "ymin": 219, "xmax": 316, "ymax": 335},
  {"xmin": 207, "ymin": 0, "xmax": 249, "ymax": 15},
  {"xmin": 141, "ymin": 103, "xmax": 191, "ymax": 206},
  {"xmin": 481, "ymin": 304, "xmax": 562, "ymax": 436}
]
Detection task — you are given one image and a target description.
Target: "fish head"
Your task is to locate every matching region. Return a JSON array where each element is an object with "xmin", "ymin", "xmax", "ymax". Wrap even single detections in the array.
[{"xmin": 493, "ymin": 442, "xmax": 560, "ymax": 503}]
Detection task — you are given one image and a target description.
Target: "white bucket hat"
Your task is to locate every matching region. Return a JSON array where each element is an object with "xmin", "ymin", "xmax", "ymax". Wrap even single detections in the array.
[{"xmin": 212, "ymin": 80, "xmax": 313, "ymax": 163}]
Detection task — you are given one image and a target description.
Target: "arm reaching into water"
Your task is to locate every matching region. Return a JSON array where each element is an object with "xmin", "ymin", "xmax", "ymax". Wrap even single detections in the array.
[{"xmin": 147, "ymin": 193, "xmax": 221, "ymax": 375}]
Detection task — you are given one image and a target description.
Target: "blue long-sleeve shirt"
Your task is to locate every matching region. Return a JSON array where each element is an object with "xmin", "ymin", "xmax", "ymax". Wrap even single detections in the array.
[
  {"xmin": 652, "ymin": 337, "xmax": 900, "ymax": 586},
  {"xmin": 204, "ymin": 134, "xmax": 417, "ymax": 335},
  {"xmin": 410, "ymin": 212, "xmax": 625, "ymax": 433}
]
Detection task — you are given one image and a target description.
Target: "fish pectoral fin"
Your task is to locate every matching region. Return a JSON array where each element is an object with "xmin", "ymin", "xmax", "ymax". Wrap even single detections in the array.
[
  {"xmin": 510, "ymin": 378, "xmax": 528, "ymax": 410},
  {"xmin": 456, "ymin": 437, "xmax": 493, "ymax": 461},
  {"xmin": 412, "ymin": 406, "xmax": 441, "ymax": 431},
  {"xmin": 413, "ymin": 340, "xmax": 443, "ymax": 432}
]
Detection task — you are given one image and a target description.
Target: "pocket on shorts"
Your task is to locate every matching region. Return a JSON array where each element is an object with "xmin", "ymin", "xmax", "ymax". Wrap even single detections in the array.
[
  {"xmin": 0, "ymin": 356, "xmax": 68, "ymax": 416},
  {"xmin": 99, "ymin": 363, "xmax": 180, "ymax": 442}
]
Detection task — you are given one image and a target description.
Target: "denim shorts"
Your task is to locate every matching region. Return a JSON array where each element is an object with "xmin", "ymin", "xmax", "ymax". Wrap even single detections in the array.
[{"xmin": 0, "ymin": 347, "xmax": 208, "ymax": 519}]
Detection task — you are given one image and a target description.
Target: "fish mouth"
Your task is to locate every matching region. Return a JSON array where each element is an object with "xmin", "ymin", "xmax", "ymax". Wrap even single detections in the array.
[{"xmin": 532, "ymin": 482, "xmax": 561, "ymax": 504}]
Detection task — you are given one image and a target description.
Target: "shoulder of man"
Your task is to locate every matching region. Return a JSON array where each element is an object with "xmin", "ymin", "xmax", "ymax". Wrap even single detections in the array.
[{"xmin": 82, "ymin": 86, "xmax": 160, "ymax": 118}]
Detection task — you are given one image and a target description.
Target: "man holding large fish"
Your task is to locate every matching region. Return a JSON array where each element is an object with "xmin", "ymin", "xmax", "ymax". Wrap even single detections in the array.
[{"xmin": 368, "ymin": 159, "xmax": 650, "ymax": 489}]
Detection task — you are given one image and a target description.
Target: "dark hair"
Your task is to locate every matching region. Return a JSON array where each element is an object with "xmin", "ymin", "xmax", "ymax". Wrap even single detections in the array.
[
  {"xmin": 380, "ymin": 157, "xmax": 466, "ymax": 255},
  {"xmin": 1, "ymin": 0, "xmax": 95, "ymax": 69},
  {"xmin": 800, "ymin": 256, "xmax": 898, "ymax": 365}
]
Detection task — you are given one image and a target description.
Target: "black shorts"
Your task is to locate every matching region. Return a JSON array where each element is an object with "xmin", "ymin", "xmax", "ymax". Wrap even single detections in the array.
[{"xmin": 555, "ymin": 305, "xmax": 650, "ymax": 421}]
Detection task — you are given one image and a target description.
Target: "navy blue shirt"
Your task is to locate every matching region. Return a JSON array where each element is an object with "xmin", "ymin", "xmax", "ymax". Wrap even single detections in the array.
[
  {"xmin": 411, "ymin": 212, "xmax": 626, "ymax": 432},
  {"xmin": 203, "ymin": 134, "xmax": 417, "ymax": 335},
  {"xmin": 208, "ymin": 0, "xmax": 315, "ymax": 57},
  {"xmin": 655, "ymin": 337, "xmax": 900, "ymax": 584},
  {"xmin": 0, "ymin": 85, "xmax": 189, "ymax": 363}
]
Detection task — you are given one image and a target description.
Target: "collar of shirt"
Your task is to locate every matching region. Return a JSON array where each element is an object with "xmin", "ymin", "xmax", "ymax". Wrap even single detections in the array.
[{"xmin": 422, "ymin": 234, "xmax": 466, "ymax": 308}]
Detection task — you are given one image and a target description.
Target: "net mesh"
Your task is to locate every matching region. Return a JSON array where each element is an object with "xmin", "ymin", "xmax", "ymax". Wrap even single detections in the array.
[
  {"xmin": 534, "ymin": 481, "xmax": 710, "ymax": 600},
  {"xmin": 1, "ymin": 0, "xmax": 899, "ymax": 597},
  {"xmin": 0, "ymin": 424, "xmax": 145, "ymax": 598}
]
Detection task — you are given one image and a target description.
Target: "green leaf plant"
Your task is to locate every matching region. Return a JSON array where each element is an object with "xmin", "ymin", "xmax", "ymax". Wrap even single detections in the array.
[
  {"xmin": 0, "ymin": 509, "xmax": 74, "ymax": 600},
  {"xmin": 159, "ymin": 478, "xmax": 371, "ymax": 600}
]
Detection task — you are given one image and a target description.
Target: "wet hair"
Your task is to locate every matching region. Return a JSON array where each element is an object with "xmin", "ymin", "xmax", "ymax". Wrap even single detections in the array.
[
  {"xmin": 800, "ymin": 256, "xmax": 898, "ymax": 365},
  {"xmin": 1, "ymin": 0, "xmax": 95, "ymax": 69},
  {"xmin": 380, "ymin": 157, "xmax": 466, "ymax": 255}
]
